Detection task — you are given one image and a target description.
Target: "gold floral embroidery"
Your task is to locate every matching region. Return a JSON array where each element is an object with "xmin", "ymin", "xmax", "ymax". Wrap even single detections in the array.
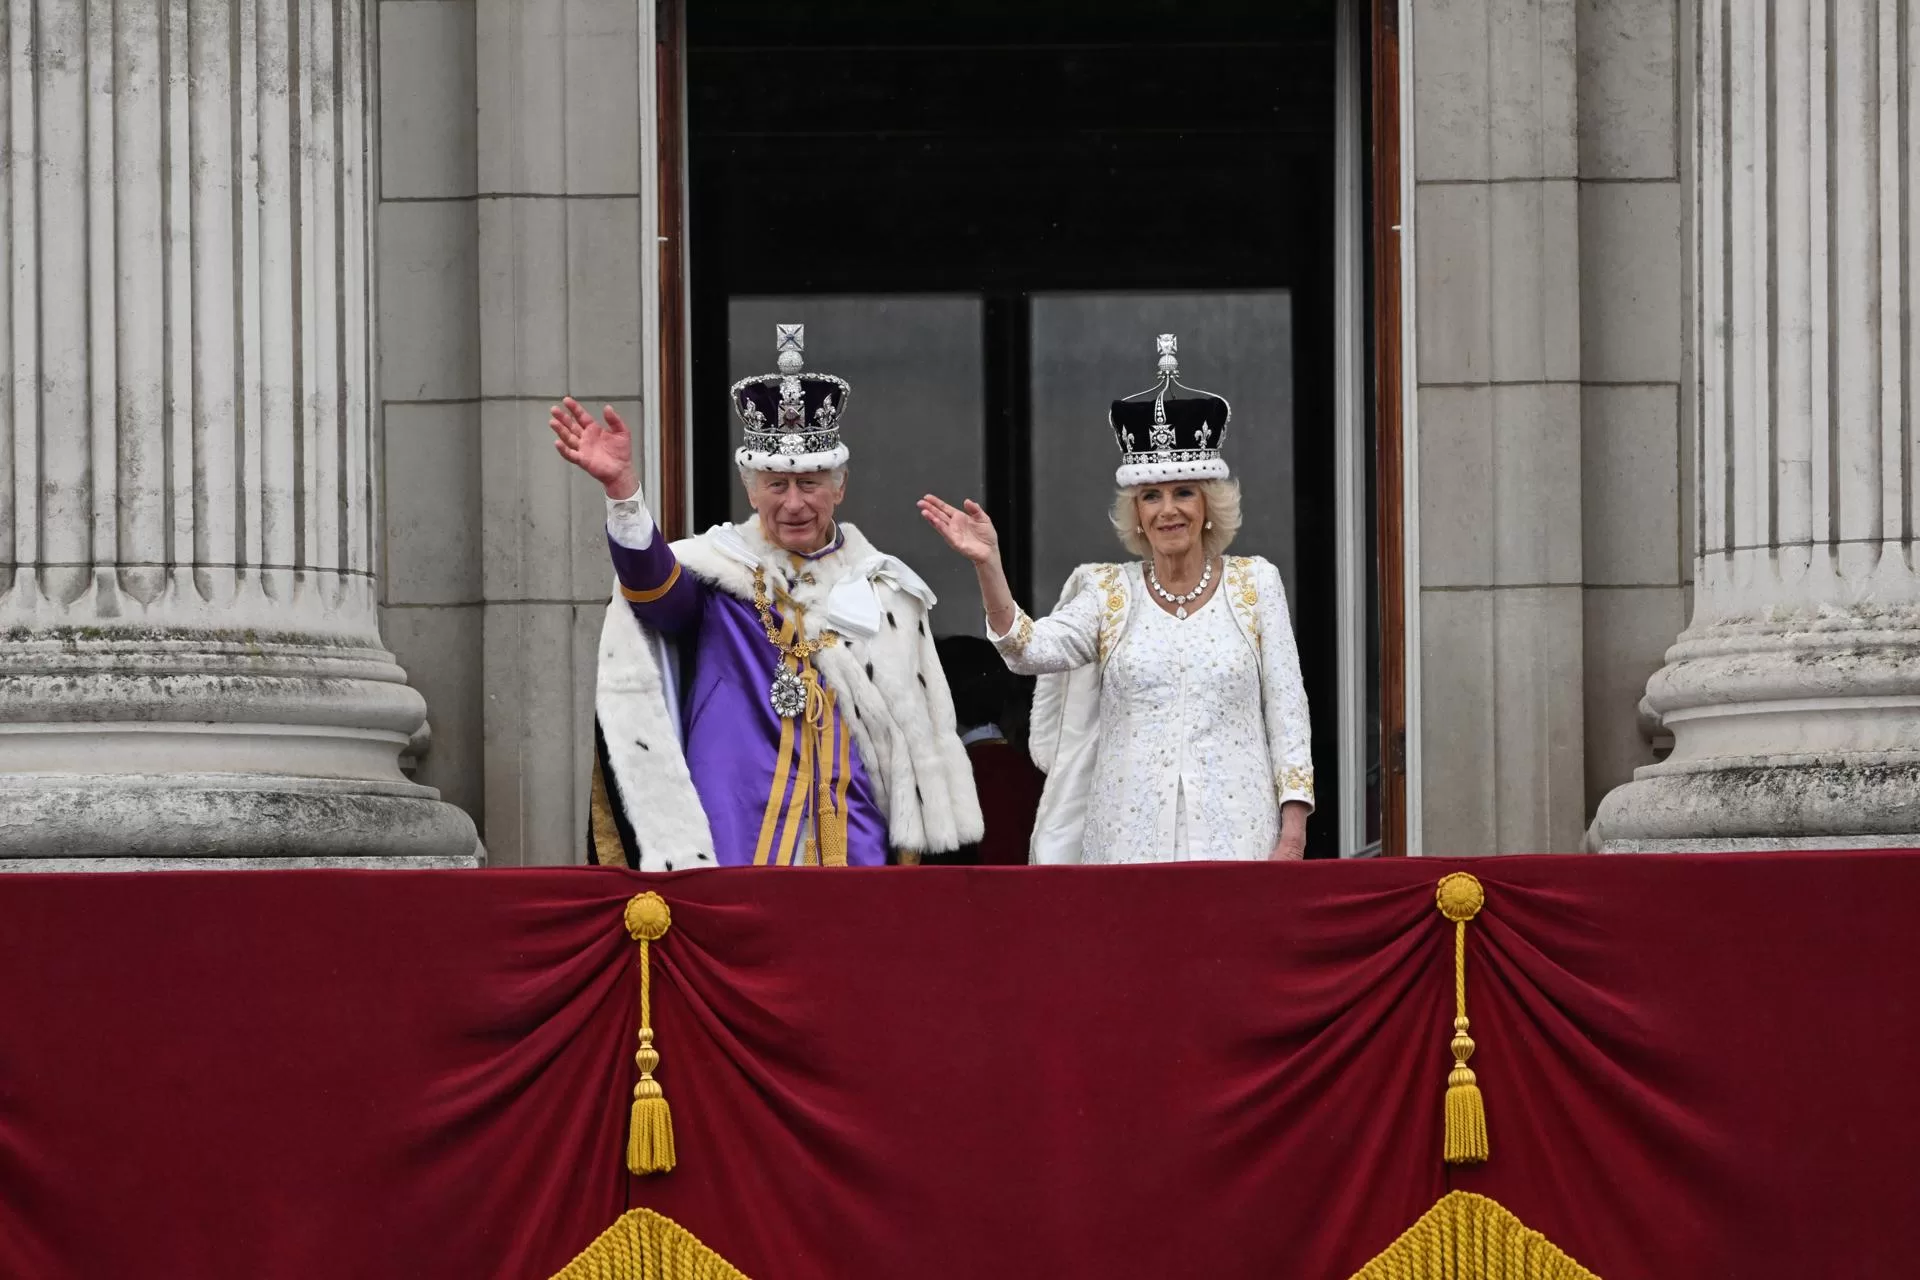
[
  {"xmin": 994, "ymin": 610, "xmax": 1035, "ymax": 651},
  {"xmin": 1278, "ymin": 766, "xmax": 1315, "ymax": 800},
  {"xmin": 1225, "ymin": 557, "xmax": 1262, "ymax": 645},
  {"xmin": 1096, "ymin": 565, "xmax": 1125, "ymax": 662}
]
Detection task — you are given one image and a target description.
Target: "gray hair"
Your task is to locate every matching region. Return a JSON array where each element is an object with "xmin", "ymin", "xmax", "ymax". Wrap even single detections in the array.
[{"xmin": 1110, "ymin": 478, "xmax": 1242, "ymax": 559}]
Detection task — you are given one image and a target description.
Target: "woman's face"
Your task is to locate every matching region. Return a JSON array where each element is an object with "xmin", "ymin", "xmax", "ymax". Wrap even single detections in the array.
[{"xmin": 1134, "ymin": 484, "xmax": 1207, "ymax": 560}]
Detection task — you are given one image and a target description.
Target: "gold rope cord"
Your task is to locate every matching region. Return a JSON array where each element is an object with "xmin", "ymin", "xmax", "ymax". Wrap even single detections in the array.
[
  {"xmin": 1436, "ymin": 873, "xmax": 1490, "ymax": 1164},
  {"xmin": 804, "ymin": 656, "xmax": 847, "ymax": 866},
  {"xmin": 624, "ymin": 893, "xmax": 676, "ymax": 1176},
  {"xmin": 1346, "ymin": 1192, "xmax": 1600, "ymax": 1280},
  {"xmin": 550, "ymin": 1193, "xmax": 1588, "ymax": 1280},
  {"xmin": 548, "ymin": 1208, "xmax": 750, "ymax": 1280}
]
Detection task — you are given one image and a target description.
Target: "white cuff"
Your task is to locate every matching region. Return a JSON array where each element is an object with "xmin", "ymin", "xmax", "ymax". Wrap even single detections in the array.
[
  {"xmin": 605, "ymin": 492, "xmax": 656, "ymax": 550},
  {"xmin": 985, "ymin": 609, "xmax": 1032, "ymax": 649}
]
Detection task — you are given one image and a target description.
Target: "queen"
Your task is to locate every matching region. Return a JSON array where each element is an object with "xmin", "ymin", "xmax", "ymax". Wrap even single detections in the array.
[{"xmin": 920, "ymin": 335, "xmax": 1313, "ymax": 863}]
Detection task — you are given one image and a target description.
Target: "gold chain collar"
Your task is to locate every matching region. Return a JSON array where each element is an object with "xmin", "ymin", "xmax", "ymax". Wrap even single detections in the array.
[{"xmin": 751, "ymin": 567, "xmax": 841, "ymax": 662}]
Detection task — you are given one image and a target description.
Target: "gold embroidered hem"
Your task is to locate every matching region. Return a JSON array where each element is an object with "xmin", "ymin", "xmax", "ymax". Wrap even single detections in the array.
[
  {"xmin": 1277, "ymin": 765, "xmax": 1315, "ymax": 803},
  {"xmin": 1346, "ymin": 1192, "xmax": 1599, "ymax": 1280},
  {"xmin": 547, "ymin": 1208, "xmax": 750, "ymax": 1280},
  {"xmin": 995, "ymin": 611, "xmax": 1035, "ymax": 650},
  {"xmin": 1095, "ymin": 564, "xmax": 1126, "ymax": 660},
  {"xmin": 590, "ymin": 757, "xmax": 627, "ymax": 867}
]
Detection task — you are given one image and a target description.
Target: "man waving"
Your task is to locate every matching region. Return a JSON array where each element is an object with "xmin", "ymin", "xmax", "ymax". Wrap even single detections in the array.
[{"xmin": 553, "ymin": 325, "xmax": 982, "ymax": 869}]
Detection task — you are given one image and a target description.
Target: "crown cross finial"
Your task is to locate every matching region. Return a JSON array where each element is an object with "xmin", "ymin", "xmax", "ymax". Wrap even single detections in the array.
[
  {"xmin": 1156, "ymin": 333, "xmax": 1179, "ymax": 377},
  {"xmin": 776, "ymin": 324, "xmax": 805, "ymax": 374}
]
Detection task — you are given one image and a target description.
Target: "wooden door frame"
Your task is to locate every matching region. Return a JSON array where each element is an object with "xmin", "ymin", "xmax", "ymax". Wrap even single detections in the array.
[
  {"xmin": 650, "ymin": 0, "xmax": 691, "ymax": 540},
  {"xmin": 1370, "ymin": 0, "xmax": 1410, "ymax": 855}
]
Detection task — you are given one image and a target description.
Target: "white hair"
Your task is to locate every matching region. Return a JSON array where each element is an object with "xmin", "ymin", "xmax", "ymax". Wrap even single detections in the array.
[
  {"xmin": 739, "ymin": 465, "xmax": 847, "ymax": 492},
  {"xmin": 1110, "ymin": 478, "xmax": 1242, "ymax": 559}
]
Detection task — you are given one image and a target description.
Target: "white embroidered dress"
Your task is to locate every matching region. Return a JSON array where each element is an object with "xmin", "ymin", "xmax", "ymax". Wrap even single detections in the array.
[{"xmin": 989, "ymin": 557, "xmax": 1314, "ymax": 864}]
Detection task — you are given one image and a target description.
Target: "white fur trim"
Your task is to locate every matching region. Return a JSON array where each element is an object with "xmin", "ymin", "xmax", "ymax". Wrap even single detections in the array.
[
  {"xmin": 662, "ymin": 521, "xmax": 983, "ymax": 855},
  {"xmin": 596, "ymin": 590, "xmax": 719, "ymax": 872},
  {"xmin": 735, "ymin": 442, "xmax": 850, "ymax": 473},
  {"xmin": 1114, "ymin": 457, "xmax": 1231, "ymax": 486}
]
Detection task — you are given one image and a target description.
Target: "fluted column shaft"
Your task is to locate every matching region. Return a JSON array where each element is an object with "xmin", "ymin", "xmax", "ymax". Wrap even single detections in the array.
[
  {"xmin": 1594, "ymin": 0, "xmax": 1920, "ymax": 847},
  {"xmin": 0, "ymin": 0, "xmax": 474, "ymax": 862}
]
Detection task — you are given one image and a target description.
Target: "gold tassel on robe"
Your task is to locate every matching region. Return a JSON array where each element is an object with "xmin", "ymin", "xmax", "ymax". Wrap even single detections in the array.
[
  {"xmin": 1435, "ymin": 872, "xmax": 1490, "ymax": 1164},
  {"xmin": 624, "ymin": 892, "xmax": 677, "ymax": 1175}
]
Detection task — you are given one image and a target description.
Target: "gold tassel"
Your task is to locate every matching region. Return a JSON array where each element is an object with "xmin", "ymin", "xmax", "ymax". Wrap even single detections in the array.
[
  {"xmin": 1435, "ymin": 872, "xmax": 1490, "ymax": 1165},
  {"xmin": 623, "ymin": 892, "xmax": 677, "ymax": 1175},
  {"xmin": 1346, "ymin": 1191, "xmax": 1600, "ymax": 1280},
  {"xmin": 546, "ymin": 1207, "xmax": 750, "ymax": 1280},
  {"xmin": 801, "ymin": 660, "xmax": 848, "ymax": 867}
]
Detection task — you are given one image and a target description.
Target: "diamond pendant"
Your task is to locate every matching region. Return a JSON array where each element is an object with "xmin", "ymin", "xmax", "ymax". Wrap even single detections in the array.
[
  {"xmin": 769, "ymin": 666, "xmax": 807, "ymax": 719},
  {"xmin": 1175, "ymin": 605, "xmax": 1188, "ymax": 620}
]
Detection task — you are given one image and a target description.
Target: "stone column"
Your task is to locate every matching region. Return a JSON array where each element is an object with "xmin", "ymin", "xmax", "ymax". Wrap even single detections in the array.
[
  {"xmin": 0, "ymin": 0, "xmax": 476, "ymax": 865},
  {"xmin": 1592, "ymin": 0, "xmax": 1920, "ymax": 849}
]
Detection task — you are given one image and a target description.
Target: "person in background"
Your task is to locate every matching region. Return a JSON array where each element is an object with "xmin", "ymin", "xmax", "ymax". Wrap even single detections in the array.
[{"xmin": 931, "ymin": 635, "xmax": 1045, "ymax": 865}]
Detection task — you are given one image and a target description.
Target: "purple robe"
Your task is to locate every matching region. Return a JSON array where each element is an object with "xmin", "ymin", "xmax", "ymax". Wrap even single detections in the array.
[{"xmin": 608, "ymin": 528, "xmax": 890, "ymax": 866}]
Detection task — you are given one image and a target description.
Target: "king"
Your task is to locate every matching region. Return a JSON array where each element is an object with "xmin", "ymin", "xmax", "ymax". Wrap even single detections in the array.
[{"xmin": 550, "ymin": 325, "xmax": 983, "ymax": 869}]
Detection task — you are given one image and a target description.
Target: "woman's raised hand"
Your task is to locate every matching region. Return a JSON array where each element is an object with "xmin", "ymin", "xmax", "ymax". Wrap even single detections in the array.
[
  {"xmin": 550, "ymin": 397, "xmax": 639, "ymax": 499},
  {"xmin": 918, "ymin": 495, "xmax": 1001, "ymax": 565}
]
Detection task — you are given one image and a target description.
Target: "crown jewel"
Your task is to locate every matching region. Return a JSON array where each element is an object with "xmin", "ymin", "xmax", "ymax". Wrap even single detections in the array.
[
  {"xmin": 732, "ymin": 324, "xmax": 853, "ymax": 474},
  {"xmin": 1107, "ymin": 333, "xmax": 1232, "ymax": 487}
]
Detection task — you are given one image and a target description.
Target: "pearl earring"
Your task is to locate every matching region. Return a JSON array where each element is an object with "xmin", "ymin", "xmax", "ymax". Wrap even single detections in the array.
[{"xmin": 1204, "ymin": 520, "xmax": 1214, "ymax": 530}]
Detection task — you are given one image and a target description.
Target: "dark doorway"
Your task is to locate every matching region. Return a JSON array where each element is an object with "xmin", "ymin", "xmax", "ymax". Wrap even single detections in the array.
[{"xmin": 684, "ymin": 0, "xmax": 1353, "ymax": 857}]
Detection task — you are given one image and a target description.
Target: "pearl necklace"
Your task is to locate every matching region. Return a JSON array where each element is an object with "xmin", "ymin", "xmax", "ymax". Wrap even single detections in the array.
[{"xmin": 1146, "ymin": 557, "xmax": 1213, "ymax": 620}]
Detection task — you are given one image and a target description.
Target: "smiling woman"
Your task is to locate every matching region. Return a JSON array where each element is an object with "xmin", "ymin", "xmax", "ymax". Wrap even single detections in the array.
[
  {"xmin": 1110, "ymin": 479, "xmax": 1243, "ymax": 564},
  {"xmin": 921, "ymin": 337, "xmax": 1314, "ymax": 865}
]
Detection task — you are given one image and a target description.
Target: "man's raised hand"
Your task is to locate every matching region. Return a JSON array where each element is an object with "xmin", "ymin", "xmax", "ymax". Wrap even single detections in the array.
[{"xmin": 550, "ymin": 398, "xmax": 639, "ymax": 500}]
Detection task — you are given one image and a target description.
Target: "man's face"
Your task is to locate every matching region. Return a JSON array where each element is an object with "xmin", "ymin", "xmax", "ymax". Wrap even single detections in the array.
[{"xmin": 749, "ymin": 471, "xmax": 846, "ymax": 553}]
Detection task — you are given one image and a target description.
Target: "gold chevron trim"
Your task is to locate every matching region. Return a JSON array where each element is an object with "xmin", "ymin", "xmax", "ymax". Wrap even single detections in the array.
[{"xmin": 1347, "ymin": 1191, "xmax": 1600, "ymax": 1280}]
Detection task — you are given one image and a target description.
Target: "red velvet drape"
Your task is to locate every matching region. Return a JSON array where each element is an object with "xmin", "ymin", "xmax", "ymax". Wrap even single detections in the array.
[{"xmin": 0, "ymin": 854, "xmax": 1916, "ymax": 1279}]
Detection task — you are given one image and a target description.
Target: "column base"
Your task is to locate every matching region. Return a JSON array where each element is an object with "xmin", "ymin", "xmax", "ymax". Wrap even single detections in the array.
[
  {"xmin": 0, "ymin": 627, "xmax": 479, "ymax": 863},
  {"xmin": 1589, "ymin": 758, "xmax": 1920, "ymax": 852},
  {"xmin": 0, "ymin": 775, "xmax": 480, "ymax": 863}
]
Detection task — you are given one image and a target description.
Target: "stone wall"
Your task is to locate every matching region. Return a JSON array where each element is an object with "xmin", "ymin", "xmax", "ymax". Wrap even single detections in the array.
[
  {"xmin": 1410, "ymin": 0, "xmax": 1586, "ymax": 853},
  {"xmin": 1572, "ymin": 0, "xmax": 1689, "ymax": 836},
  {"xmin": 375, "ymin": 0, "xmax": 649, "ymax": 865},
  {"xmin": 1408, "ymin": 0, "xmax": 1686, "ymax": 852}
]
